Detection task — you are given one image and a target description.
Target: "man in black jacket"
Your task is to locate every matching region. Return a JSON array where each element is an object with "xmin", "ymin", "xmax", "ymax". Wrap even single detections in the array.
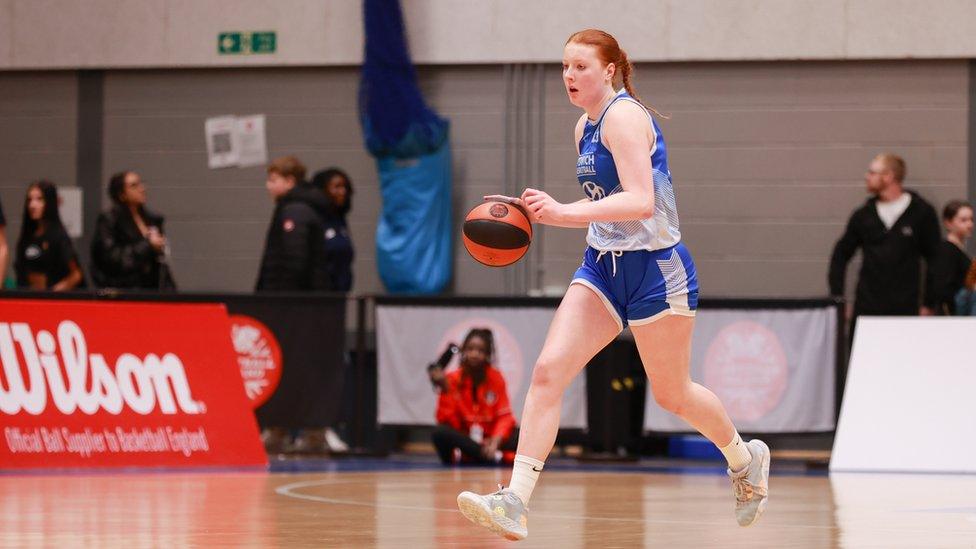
[
  {"xmin": 255, "ymin": 156, "xmax": 331, "ymax": 291},
  {"xmin": 829, "ymin": 153, "xmax": 941, "ymax": 348}
]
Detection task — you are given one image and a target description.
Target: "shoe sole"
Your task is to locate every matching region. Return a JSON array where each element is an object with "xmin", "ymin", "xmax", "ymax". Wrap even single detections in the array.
[
  {"xmin": 456, "ymin": 492, "xmax": 527, "ymax": 541},
  {"xmin": 739, "ymin": 440, "xmax": 770, "ymax": 527}
]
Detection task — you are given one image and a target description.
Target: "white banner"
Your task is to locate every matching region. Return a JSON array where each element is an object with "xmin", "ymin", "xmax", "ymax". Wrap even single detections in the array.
[
  {"xmin": 831, "ymin": 318, "xmax": 976, "ymax": 473},
  {"xmin": 376, "ymin": 304, "xmax": 586, "ymax": 428},
  {"xmin": 644, "ymin": 307, "xmax": 837, "ymax": 433}
]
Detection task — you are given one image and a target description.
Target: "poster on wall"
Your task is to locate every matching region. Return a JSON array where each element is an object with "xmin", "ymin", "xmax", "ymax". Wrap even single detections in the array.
[
  {"xmin": 205, "ymin": 115, "xmax": 240, "ymax": 169},
  {"xmin": 376, "ymin": 303, "xmax": 586, "ymax": 429},
  {"xmin": 235, "ymin": 115, "xmax": 268, "ymax": 167},
  {"xmin": 57, "ymin": 187, "xmax": 83, "ymax": 238},
  {"xmin": 204, "ymin": 115, "xmax": 268, "ymax": 169}
]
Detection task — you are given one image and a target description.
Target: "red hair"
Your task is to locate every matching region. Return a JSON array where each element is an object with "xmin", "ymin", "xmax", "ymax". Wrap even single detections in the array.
[{"xmin": 566, "ymin": 29, "xmax": 666, "ymax": 118}]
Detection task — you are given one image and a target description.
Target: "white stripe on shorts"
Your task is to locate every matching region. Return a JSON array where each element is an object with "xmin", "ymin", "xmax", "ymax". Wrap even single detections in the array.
[{"xmin": 570, "ymin": 278, "xmax": 624, "ymax": 333}]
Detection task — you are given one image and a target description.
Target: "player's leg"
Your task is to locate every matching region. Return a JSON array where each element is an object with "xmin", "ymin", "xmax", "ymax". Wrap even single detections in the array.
[
  {"xmin": 457, "ymin": 283, "xmax": 620, "ymax": 540},
  {"xmin": 631, "ymin": 314, "xmax": 769, "ymax": 527},
  {"xmin": 514, "ymin": 282, "xmax": 620, "ymax": 462},
  {"xmin": 631, "ymin": 315, "xmax": 733, "ymax": 442}
]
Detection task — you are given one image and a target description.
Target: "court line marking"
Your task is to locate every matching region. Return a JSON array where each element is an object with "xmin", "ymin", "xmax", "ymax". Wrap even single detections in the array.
[{"xmin": 273, "ymin": 476, "xmax": 976, "ymax": 535}]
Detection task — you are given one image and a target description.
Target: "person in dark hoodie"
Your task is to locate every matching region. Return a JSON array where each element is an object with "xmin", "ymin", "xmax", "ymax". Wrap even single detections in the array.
[
  {"xmin": 829, "ymin": 153, "xmax": 941, "ymax": 349},
  {"xmin": 255, "ymin": 155, "xmax": 331, "ymax": 292},
  {"xmin": 91, "ymin": 171, "xmax": 176, "ymax": 290},
  {"xmin": 311, "ymin": 167, "xmax": 354, "ymax": 292}
]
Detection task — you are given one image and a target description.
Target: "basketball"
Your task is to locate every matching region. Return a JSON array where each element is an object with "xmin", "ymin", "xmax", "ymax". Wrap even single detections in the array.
[{"xmin": 462, "ymin": 201, "xmax": 533, "ymax": 267}]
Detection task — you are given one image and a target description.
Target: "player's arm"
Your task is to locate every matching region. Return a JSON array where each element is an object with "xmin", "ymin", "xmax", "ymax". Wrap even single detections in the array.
[
  {"xmin": 488, "ymin": 115, "xmax": 592, "ymax": 229},
  {"xmin": 524, "ymin": 101, "xmax": 654, "ymax": 225}
]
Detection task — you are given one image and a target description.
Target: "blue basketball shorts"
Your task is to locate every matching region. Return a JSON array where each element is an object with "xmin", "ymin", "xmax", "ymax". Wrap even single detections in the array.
[{"xmin": 570, "ymin": 242, "xmax": 699, "ymax": 331}]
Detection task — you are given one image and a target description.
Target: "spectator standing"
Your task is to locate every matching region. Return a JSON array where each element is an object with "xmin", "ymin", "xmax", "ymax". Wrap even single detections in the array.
[
  {"xmin": 255, "ymin": 156, "xmax": 336, "ymax": 454},
  {"xmin": 0, "ymin": 194, "xmax": 8, "ymax": 286},
  {"xmin": 91, "ymin": 171, "xmax": 176, "ymax": 290},
  {"xmin": 956, "ymin": 262, "xmax": 976, "ymax": 315},
  {"xmin": 429, "ymin": 328, "xmax": 517, "ymax": 465},
  {"xmin": 14, "ymin": 180, "xmax": 84, "ymax": 291},
  {"xmin": 307, "ymin": 166, "xmax": 356, "ymax": 453},
  {"xmin": 311, "ymin": 167, "xmax": 355, "ymax": 292},
  {"xmin": 255, "ymin": 156, "xmax": 330, "ymax": 292},
  {"xmin": 829, "ymin": 153, "xmax": 941, "ymax": 347},
  {"xmin": 927, "ymin": 200, "xmax": 973, "ymax": 315}
]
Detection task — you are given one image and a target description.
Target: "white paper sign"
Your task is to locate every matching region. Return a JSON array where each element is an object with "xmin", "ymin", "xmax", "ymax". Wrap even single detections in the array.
[
  {"xmin": 57, "ymin": 187, "xmax": 83, "ymax": 238},
  {"xmin": 236, "ymin": 115, "xmax": 268, "ymax": 168},
  {"xmin": 205, "ymin": 115, "xmax": 240, "ymax": 169}
]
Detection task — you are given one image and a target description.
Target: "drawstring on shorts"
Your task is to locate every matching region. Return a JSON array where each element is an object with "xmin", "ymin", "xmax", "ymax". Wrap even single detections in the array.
[{"xmin": 596, "ymin": 250, "xmax": 624, "ymax": 277}]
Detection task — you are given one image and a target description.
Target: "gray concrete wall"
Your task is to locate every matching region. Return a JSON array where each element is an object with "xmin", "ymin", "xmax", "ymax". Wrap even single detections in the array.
[
  {"xmin": 4, "ymin": 0, "xmax": 976, "ymax": 69},
  {"xmin": 0, "ymin": 71, "xmax": 78, "ymax": 283},
  {"xmin": 539, "ymin": 60, "xmax": 969, "ymax": 298},
  {"xmin": 0, "ymin": 60, "xmax": 967, "ymax": 296},
  {"xmin": 81, "ymin": 60, "xmax": 968, "ymax": 297}
]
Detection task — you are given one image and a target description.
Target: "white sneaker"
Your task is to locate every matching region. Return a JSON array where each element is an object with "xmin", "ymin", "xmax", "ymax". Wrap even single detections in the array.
[
  {"xmin": 728, "ymin": 439, "xmax": 770, "ymax": 527},
  {"xmin": 323, "ymin": 427, "xmax": 349, "ymax": 453},
  {"xmin": 457, "ymin": 486, "xmax": 528, "ymax": 541}
]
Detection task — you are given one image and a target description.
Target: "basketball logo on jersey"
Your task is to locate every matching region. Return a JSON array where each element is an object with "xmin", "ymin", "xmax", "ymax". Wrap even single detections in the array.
[
  {"xmin": 582, "ymin": 181, "xmax": 605, "ymax": 201},
  {"xmin": 591, "ymin": 128, "xmax": 600, "ymax": 143},
  {"xmin": 577, "ymin": 153, "xmax": 596, "ymax": 177}
]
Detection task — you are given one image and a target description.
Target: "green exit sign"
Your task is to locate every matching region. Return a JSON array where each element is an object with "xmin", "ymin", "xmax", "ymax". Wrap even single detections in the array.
[{"xmin": 218, "ymin": 31, "xmax": 276, "ymax": 55}]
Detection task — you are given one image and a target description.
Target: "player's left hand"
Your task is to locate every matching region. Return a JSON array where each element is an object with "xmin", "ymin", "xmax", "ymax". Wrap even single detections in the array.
[{"xmin": 521, "ymin": 188, "xmax": 566, "ymax": 224}]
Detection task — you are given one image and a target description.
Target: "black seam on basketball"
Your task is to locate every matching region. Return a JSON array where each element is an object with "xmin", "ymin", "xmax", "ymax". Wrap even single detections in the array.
[
  {"xmin": 471, "ymin": 254, "xmax": 521, "ymax": 268},
  {"xmin": 462, "ymin": 219, "xmax": 530, "ymax": 249}
]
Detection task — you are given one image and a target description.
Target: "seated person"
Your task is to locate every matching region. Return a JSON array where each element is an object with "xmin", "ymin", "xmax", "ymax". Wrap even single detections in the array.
[{"xmin": 429, "ymin": 328, "xmax": 517, "ymax": 465}]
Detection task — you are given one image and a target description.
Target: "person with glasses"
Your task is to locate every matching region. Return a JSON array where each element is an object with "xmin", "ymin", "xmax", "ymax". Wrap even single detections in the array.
[
  {"xmin": 91, "ymin": 170, "xmax": 176, "ymax": 290},
  {"xmin": 829, "ymin": 153, "xmax": 940, "ymax": 348}
]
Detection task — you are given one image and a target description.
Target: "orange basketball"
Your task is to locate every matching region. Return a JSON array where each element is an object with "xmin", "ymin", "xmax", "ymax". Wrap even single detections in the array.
[{"xmin": 462, "ymin": 201, "xmax": 533, "ymax": 267}]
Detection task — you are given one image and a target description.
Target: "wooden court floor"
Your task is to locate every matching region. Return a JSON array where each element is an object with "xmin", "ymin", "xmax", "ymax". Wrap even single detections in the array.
[{"xmin": 1, "ymin": 467, "xmax": 974, "ymax": 547}]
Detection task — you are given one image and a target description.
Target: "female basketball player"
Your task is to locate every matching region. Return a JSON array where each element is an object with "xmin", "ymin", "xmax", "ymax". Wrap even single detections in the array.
[{"xmin": 457, "ymin": 29, "xmax": 770, "ymax": 541}]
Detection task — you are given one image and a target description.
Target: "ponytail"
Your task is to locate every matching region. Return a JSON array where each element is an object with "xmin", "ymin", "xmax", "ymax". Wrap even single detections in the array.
[{"xmin": 616, "ymin": 49, "xmax": 667, "ymax": 119}]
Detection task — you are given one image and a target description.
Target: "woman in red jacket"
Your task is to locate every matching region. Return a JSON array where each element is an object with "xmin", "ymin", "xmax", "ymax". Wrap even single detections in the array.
[{"xmin": 429, "ymin": 328, "xmax": 516, "ymax": 465}]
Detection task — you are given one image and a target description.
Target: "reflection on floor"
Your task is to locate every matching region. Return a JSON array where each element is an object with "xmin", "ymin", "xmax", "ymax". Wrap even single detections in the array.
[{"xmin": 1, "ymin": 455, "xmax": 974, "ymax": 548}]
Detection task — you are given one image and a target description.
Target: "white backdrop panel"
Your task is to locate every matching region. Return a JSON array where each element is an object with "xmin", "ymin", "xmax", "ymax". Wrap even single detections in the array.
[
  {"xmin": 831, "ymin": 318, "xmax": 976, "ymax": 473},
  {"xmin": 645, "ymin": 307, "xmax": 837, "ymax": 433},
  {"xmin": 377, "ymin": 304, "xmax": 586, "ymax": 428}
]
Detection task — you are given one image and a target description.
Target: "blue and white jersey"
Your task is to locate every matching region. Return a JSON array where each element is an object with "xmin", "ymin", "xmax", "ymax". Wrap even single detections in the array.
[{"xmin": 576, "ymin": 89, "xmax": 681, "ymax": 252}]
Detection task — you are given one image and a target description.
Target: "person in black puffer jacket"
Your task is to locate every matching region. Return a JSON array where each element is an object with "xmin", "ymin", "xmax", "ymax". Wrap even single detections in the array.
[
  {"xmin": 91, "ymin": 171, "xmax": 176, "ymax": 290},
  {"xmin": 255, "ymin": 155, "xmax": 331, "ymax": 292}
]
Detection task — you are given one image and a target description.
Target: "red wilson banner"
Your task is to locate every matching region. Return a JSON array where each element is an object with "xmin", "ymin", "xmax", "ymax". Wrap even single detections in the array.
[{"xmin": 0, "ymin": 299, "xmax": 267, "ymax": 470}]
